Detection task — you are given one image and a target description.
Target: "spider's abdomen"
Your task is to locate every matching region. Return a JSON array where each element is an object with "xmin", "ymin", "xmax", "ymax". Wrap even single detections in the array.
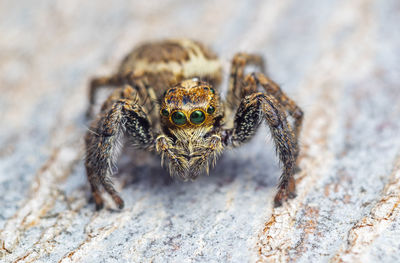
[{"xmin": 118, "ymin": 39, "xmax": 222, "ymax": 95}]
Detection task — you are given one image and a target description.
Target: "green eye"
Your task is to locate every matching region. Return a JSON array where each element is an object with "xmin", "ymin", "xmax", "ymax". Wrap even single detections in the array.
[
  {"xmin": 190, "ymin": 110, "xmax": 206, "ymax": 124},
  {"xmin": 210, "ymin": 88, "xmax": 215, "ymax": 94},
  {"xmin": 161, "ymin": 109, "xmax": 169, "ymax": 116},
  {"xmin": 171, "ymin": 111, "xmax": 187, "ymax": 125},
  {"xmin": 207, "ymin": 105, "xmax": 215, "ymax": 114}
]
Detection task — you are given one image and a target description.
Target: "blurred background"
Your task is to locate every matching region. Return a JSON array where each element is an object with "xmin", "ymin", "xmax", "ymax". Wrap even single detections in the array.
[{"xmin": 1, "ymin": 0, "xmax": 400, "ymax": 262}]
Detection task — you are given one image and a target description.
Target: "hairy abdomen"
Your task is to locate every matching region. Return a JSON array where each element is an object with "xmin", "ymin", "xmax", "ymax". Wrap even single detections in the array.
[{"xmin": 118, "ymin": 39, "xmax": 222, "ymax": 96}]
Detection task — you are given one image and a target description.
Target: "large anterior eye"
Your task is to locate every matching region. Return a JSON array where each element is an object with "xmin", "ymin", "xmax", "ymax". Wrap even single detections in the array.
[
  {"xmin": 190, "ymin": 110, "xmax": 206, "ymax": 125},
  {"xmin": 171, "ymin": 111, "xmax": 187, "ymax": 125}
]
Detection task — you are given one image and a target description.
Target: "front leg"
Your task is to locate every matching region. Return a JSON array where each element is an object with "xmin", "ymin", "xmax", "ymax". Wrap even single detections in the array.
[
  {"xmin": 87, "ymin": 74, "xmax": 127, "ymax": 118},
  {"xmin": 85, "ymin": 86, "xmax": 153, "ymax": 210},
  {"xmin": 227, "ymin": 53, "xmax": 303, "ymax": 142},
  {"xmin": 227, "ymin": 53, "xmax": 265, "ymax": 111},
  {"xmin": 224, "ymin": 92, "xmax": 297, "ymax": 207},
  {"xmin": 251, "ymin": 72, "xmax": 304, "ymax": 140},
  {"xmin": 87, "ymin": 72, "xmax": 152, "ymax": 119}
]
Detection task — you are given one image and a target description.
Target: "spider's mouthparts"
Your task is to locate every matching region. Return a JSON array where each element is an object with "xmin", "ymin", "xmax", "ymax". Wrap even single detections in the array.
[
  {"xmin": 164, "ymin": 152, "xmax": 212, "ymax": 181},
  {"xmin": 181, "ymin": 153, "xmax": 202, "ymax": 160}
]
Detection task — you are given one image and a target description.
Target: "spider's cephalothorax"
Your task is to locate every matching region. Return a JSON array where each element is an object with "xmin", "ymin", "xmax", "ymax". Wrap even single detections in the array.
[
  {"xmin": 85, "ymin": 39, "xmax": 303, "ymax": 210},
  {"xmin": 158, "ymin": 79, "xmax": 224, "ymax": 180}
]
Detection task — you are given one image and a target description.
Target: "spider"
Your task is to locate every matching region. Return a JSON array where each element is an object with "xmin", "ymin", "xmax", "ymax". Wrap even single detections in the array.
[{"xmin": 85, "ymin": 39, "xmax": 303, "ymax": 210}]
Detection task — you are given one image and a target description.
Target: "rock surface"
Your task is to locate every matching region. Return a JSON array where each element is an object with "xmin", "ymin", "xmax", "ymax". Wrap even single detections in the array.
[{"xmin": 1, "ymin": 0, "xmax": 400, "ymax": 262}]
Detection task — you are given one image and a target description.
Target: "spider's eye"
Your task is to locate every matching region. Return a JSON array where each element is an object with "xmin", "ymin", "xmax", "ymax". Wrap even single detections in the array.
[
  {"xmin": 190, "ymin": 110, "xmax": 206, "ymax": 125},
  {"xmin": 207, "ymin": 105, "xmax": 215, "ymax": 114},
  {"xmin": 161, "ymin": 109, "xmax": 169, "ymax": 116},
  {"xmin": 171, "ymin": 111, "xmax": 187, "ymax": 125},
  {"xmin": 210, "ymin": 88, "xmax": 215, "ymax": 94}
]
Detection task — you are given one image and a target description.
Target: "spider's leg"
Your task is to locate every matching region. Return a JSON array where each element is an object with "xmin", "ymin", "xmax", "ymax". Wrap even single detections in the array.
[
  {"xmin": 251, "ymin": 72, "xmax": 304, "ymax": 140},
  {"xmin": 227, "ymin": 53, "xmax": 303, "ymax": 158},
  {"xmin": 223, "ymin": 92, "xmax": 297, "ymax": 207},
  {"xmin": 87, "ymin": 74, "xmax": 126, "ymax": 118},
  {"xmin": 227, "ymin": 53, "xmax": 265, "ymax": 112},
  {"xmin": 85, "ymin": 85, "xmax": 153, "ymax": 210},
  {"xmin": 87, "ymin": 73, "xmax": 154, "ymax": 119}
]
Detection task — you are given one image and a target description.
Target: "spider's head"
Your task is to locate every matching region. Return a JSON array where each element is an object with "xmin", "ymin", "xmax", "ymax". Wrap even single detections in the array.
[
  {"xmin": 158, "ymin": 78, "xmax": 224, "ymax": 180},
  {"xmin": 160, "ymin": 78, "xmax": 222, "ymax": 130}
]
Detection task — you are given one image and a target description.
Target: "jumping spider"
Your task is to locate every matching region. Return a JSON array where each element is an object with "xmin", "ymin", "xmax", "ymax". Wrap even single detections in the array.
[{"xmin": 85, "ymin": 39, "xmax": 303, "ymax": 210}]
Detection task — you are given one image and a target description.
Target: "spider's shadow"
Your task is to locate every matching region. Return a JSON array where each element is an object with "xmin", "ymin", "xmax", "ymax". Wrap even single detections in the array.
[{"xmin": 116, "ymin": 138, "xmax": 278, "ymax": 195}]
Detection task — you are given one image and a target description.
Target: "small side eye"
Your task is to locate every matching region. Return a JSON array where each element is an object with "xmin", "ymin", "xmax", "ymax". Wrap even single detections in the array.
[
  {"xmin": 161, "ymin": 109, "xmax": 169, "ymax": 116},
  {"xmin": 171, "ymin": 111, "xmax": 187, "ymax": 125},
  {"xmin": 207, "ymin": 105, "xmax": 215, "ymax": 114}
]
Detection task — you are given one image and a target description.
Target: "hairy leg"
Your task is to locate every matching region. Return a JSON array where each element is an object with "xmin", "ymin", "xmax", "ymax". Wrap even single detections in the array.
[
  {"xmin": 87, "ymin": 74, "xmax": 126, "ymax": 118},
  {"xmin": 224, "ymin": 92, "xmax": 297, "ymax": 207},
  {"xmin": 251, "ymin": 72, "xmax": 303, "ymax": 140},
  {"xmin": 85, "ymin": 85, "xmax": 153, "ymax": 209},
  {"xmin": 227, "ymin": 52, "xmax": 303, "ymax": 165},
  {"xmin": 226, "ymin": 53, "xmax": 265, "ymax": 112},
  {"xmin": 227, "ymin": 53, "xmax": 303, "ymax": 141},
  {"xmin": 87, "ymin": 71, "xmax": 154, "ymax": 115}
]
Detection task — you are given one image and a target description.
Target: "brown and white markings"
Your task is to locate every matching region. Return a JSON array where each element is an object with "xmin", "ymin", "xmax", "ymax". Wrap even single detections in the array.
[{"xmin": 85, "ymin": 39, "xmax": 303, "ymax": 210}]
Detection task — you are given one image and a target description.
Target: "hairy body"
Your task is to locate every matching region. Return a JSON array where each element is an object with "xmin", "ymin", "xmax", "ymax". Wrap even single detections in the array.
[{"xmin": 85, "ymin": 39, "xmax": 303, "ymax": 210}]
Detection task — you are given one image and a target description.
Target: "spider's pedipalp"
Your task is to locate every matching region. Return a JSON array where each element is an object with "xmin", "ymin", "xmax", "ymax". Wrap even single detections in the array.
[{"xmin": 155, "ymin": 131, "xmax": 223, "ymax": 181}]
